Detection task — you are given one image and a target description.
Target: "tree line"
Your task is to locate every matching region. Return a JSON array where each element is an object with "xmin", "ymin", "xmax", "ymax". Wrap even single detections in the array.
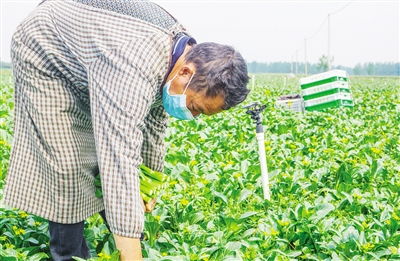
[{"xmin": 247, "ymin": 61, "xmax": 399, "ymax": 76}]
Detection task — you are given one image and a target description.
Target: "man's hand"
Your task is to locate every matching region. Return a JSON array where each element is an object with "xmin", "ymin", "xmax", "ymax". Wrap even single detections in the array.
[
  {"xmin": 141, "ymin": 198, "xmax": 157, "ymax": 213},
  {"xmin": 113, "ymin": 234, "xmax": 142, "ymax": 261}
]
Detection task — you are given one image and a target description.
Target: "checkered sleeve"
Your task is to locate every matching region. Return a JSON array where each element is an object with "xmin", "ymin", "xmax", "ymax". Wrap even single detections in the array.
[
  {"xmin": 87, "ymin": 39, "xmax": 160, "ymax": 238},
  {"xmin": 141, "ymin": 106, "xmax": 169, "ymax": 173}
]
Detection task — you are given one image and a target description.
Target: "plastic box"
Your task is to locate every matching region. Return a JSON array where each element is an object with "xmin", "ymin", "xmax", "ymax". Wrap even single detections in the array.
[
  {"xmin": 300, "ymin": 70, "xmax": 354, "ymax": 111},
  {"xmin": 276, "ymin": 94, "xmax": 304, "ymax": 112}
]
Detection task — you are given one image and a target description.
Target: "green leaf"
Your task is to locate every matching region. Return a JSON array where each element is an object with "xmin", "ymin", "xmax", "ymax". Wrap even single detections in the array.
[
  {"xmin": 110, "ymin": 250, "xmax": 121, "ymax": 261},
  {"xmin": 225, "ymin": 241, "xmax": 242, "ymax": 251},
  {"xmin": 1, "ymin": 257, "xmax": 17, "ymax": 261},
  {"xmin": 27, "ymin": 253, "xmax": 49, "ymax": 261},
  {"xmin": 312, "ymin": 203, "xmax": 335, "ymax": 223},
  {"xmin": 239, "ymin": 189, "xmax": 252, "ymax": 203},
  {"xmin": 212, "ymin": 191, "xmax": 228, "ymax": 204},
  {"xmin": 287, "ymin": 251, "xmax": 302, "ymax": 257},
  {"xmin": 71, "ymin": 257, "xmax": 86, "ymax": 261},
  {"xmin": 239, "ymin": 211, "xmax": 258, "ymax": 220},
  {"xmin": 25, "ymin": 237, "xmax": 39, "ymax": 245}
]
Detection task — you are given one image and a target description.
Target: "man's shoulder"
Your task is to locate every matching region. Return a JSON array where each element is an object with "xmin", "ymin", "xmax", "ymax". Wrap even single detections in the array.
[{"xmin": 71, "ymin": 0, "xmax": 178, "ymax": 31}]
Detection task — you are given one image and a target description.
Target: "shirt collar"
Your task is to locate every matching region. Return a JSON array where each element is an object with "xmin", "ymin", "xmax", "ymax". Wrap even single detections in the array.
[{"xmin": 169, "ymin": 33, "xmax": 197, "ymax": 74}]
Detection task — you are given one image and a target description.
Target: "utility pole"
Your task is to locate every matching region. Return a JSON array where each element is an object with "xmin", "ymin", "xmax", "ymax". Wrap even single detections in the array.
[
  {"xmin": 304, "ymin": 38, "xmax": 308, "ymax": 75},
  {"xmin": 327, "ymin": 13, "xmax": 331, "ymax": 70},
  {"xmin": 291, "ymin": 54, "xmax": 294, "ymax": 74},
  {"xmin": 295, "ymin": 50, "xmax": 298, "ymax": 75}
]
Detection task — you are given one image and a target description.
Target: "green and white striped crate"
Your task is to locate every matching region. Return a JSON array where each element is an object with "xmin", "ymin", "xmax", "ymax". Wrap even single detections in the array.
[{"xmin": 300, "ymin": 70, "xmax": 354, "ymax": 111}]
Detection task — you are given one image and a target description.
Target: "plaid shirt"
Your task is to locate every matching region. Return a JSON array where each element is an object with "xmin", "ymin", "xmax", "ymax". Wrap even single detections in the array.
[{"xmin": 3, "ymin": 0, "xmax": 188, "ymax": 238}]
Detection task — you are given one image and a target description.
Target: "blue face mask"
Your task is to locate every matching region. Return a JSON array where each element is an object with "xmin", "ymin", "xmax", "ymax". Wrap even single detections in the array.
[{"xmin": 162, "ymin": 73, "xmax": 196, "ymax": 120}]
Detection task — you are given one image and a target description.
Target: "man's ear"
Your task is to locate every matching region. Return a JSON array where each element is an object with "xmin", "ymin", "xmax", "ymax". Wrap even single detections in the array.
[{"xmin": 178, "ymin": 63, "xmax": 196, "ymax": 79}]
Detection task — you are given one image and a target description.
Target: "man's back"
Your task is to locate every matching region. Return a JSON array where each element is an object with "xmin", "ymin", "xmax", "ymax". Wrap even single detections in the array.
[{"xmin": 12, "ymin": 0, "xmax": 184, "ymax": 91}]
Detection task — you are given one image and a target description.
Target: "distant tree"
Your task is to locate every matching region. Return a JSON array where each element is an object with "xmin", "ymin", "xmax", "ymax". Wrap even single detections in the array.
[
  {"xmin": 366, "ymin": 63, "xmax": 375, "ymax": 75},
  {"xmin": 317, "ymin": 55, "xmax": 334, "ymax": 72},
  {"xmin": 353, "ymin": 63, "xmax": 362, "ymax": 75}
]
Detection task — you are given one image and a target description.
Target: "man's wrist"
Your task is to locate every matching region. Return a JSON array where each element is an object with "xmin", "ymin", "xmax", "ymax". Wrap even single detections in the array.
[{"xmin": 113, "ymin": 234, "xmax": 143, "ymax": 261}]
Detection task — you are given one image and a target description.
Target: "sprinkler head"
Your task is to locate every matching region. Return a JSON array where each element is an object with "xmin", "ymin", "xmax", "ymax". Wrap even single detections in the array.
[{"xmin": 243, "ymin": 102, "xmax": 266, "ymax": 125}]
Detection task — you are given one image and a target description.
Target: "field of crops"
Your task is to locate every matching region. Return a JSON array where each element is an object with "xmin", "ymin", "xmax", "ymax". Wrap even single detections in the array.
[{"xmin": 0, "ymin": 69, "xmax": 399, "ymax": 260}]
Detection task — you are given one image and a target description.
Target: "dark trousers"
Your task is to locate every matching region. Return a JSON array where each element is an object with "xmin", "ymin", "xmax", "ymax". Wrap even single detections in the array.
[{"xmin": 48, "ymin": 210, "xmax": 110, "ymax": 261}]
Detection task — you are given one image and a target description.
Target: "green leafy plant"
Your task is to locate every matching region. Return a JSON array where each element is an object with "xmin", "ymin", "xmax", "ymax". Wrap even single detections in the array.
[{"xmin": 1, "ymin": 71, "xmax": 399, "ymax": 260}]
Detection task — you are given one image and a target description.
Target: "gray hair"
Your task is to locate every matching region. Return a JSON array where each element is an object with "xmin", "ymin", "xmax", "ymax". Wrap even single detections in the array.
[{"xmin": 184, "ymin": 42, "xmax": 250, "ymax": 110}]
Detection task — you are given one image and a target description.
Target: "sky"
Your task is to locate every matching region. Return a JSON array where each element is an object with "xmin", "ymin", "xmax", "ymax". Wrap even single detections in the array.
[{"xmin": 0, "ymin": 0, "xmax": 399, "ymax": 67}]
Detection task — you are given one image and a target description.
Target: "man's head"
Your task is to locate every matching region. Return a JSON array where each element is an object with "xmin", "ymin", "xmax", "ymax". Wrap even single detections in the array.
[{"xmin": 165, "ymin": 42, "xmax": 250, "ymax": 117}]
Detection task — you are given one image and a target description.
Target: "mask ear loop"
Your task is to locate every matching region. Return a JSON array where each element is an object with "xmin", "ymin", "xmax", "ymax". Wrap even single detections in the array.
[
  {"xmin": 166, "ymin": 73, "xmax": 179, "ymax": 95},
  {"xmin": 182, "ymin": 73, "xmax": 195, "ymax": 95},
  {"xmin": 170, "ymin": 73, "xmax": 179, "ymax": 83}
]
